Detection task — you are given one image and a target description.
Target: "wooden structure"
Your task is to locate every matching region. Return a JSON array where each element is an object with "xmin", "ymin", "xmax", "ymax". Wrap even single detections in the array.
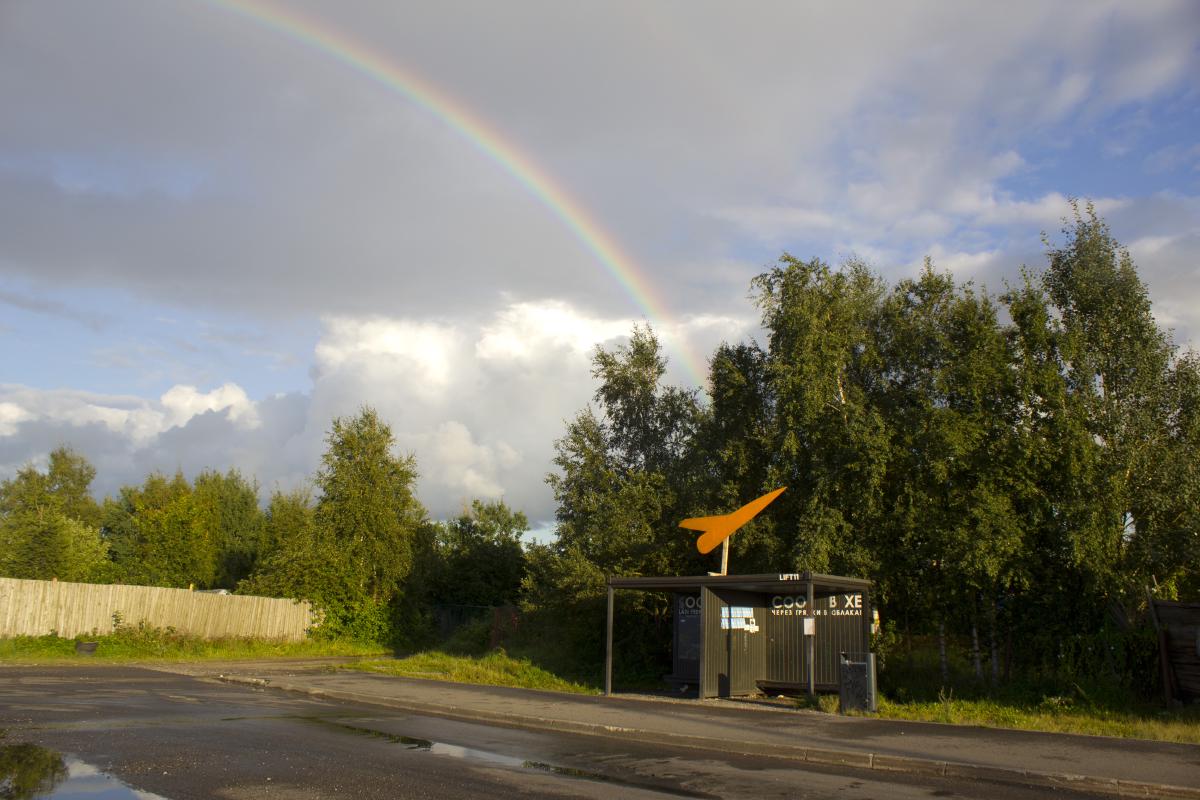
[
  {"xmin": 1151, "ymin": 599, "xmax": 1200, "ymax": 704},
  {"xmin": 605, "ymin": 572, "xmax": 872, "ymax": 698},
  {"xmin": 0, "ymin": 577, "xmax": 313, "ymax": 641}
]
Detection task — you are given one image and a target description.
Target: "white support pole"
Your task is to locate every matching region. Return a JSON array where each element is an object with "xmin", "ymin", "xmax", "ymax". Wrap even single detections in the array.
[{"xmin": 807, "ymin": 578, "xmax": 816, "ymax": 698}]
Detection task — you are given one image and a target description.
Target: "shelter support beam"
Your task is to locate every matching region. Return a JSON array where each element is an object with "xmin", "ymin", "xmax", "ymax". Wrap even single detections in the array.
[
  {"xmin": 605, "ymin": 585, "xmax": 614, "ymax": 696},
  {"xmin": 807, "ymin": 579, "xmax": 815, "ymax": 697}
]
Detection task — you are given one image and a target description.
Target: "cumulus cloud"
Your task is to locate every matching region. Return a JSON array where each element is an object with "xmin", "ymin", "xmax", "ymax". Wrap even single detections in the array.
[
  {"xmin": 0, "ymin": 382, "xmax": 263, "ymax": 449},
  {"xmin": 161, "ymin": 383, "xmax": 260, "ymax": 430},
  {"xmin": 0, "ymin": 402, "xmax": 33, "ymax": 437},
  {"xmin": 0, "ymin": 299, "xmax": 733, "ymax": 522},
  {"xmin": 409, "ymin": 421, "xmax": 519, "ymax": 501},
  {"xmin": 476, "ymin": 300, "xmax": 631, "ymax": 364},
  {"xmin": 0, "ymin": 386, "xmax": 162, "ymax": 446},
  {"xmin": 1126, "ymin": 230, "xmax": 1200, "ymax": 343},
  {"xmin": 315, "ymin": 317, "xmax": 462, "ymax": 398}
]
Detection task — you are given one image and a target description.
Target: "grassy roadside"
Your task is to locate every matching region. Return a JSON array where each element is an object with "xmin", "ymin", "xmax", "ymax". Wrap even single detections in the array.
[
  {"xmin": 352, "ymin": 630, "xmax": 1200, "ymax": 743},
  {"xmin": 342, "ymin": 620, "xmax": 1200, "ymax": 744},
  {"xmin": 0, "ymin": 628, "xmax": 388, "ymax": 663},
  {"xmin": 861, "ymin": 637, "xmax": 1200, "ymax": 743},
  {"xmin": 349, "ymin": 646, "xmax": 1200, "ymax": 744},
  {"xmin": 345, "ymin": 650, "xmax": 599, "ymax": 695},
  {"xmin": 866, "ymin": 694, "xmax": 1200, "ymax": 744}
]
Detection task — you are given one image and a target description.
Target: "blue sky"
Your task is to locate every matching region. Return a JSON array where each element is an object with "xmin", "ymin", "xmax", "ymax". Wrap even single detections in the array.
[{"xmin": 1, "ymin": 0, "xmax": 1197, "ymax": 526}]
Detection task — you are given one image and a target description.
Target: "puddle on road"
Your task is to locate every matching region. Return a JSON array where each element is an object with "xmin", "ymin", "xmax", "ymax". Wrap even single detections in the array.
[
  {"xmin": 4, "ymin": 723, "xmax": 713, "ymax": 800},
  {"xmin": 0, "ymin": 743, "xmax": 167, "ymax": 800},
  {"xmin": 300, "ymin": 718, "xmax": 525, "ymax": 765},
  {"xmin": 0, "ymin": 742, "xmax": 65, "ymax": 799},
  {"xmin": 303, "ymin": 717, "xmax": 714, "ymax": 798}
]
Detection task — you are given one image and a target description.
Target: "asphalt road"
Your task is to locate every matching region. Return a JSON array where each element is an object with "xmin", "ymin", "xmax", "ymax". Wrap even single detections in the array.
[{"xmin": 0, "ymin": 666, "xmax": 1110, "ymax": 800}]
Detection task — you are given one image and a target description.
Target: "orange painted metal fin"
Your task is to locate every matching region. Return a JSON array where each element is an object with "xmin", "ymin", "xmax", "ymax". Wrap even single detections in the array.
[
  {"xmin": 681, "ymin": 487, "xmax": 786, "ymax": 555},
  {"xmin": 678, "ymin": 514, "xmax": 724, "ymax": 531}
]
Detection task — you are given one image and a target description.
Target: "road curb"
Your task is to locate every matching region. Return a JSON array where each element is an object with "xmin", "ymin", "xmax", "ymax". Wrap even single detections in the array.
[{"xmin": 216, "ymin": 675, "xmax": 1200, "ymax": 800}]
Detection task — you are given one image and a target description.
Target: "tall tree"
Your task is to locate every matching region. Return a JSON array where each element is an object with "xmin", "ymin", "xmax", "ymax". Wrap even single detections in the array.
[
  {"xmin": 999, "ymin": 271, "xmax": 1101, "ymax": 673},
  {"xmin": 315, "ymin": 407, "xmax": 425, "ymax": 604},
  {"xmin": 1160, "ymin": 354, "xmax": 1200, "ymax": 597},
  {"xmin": 0, "ymin": 509, "xmax": 109, "ymax": 583},
  {"xmin": 0, "ymin": 450, "xmax": 109, "ymax": 582},
  {"xmin": 548, "ymin": 326, "xmax": 704, "ymax": 580},
  {"xmin": 751, "ymin": 256, "xmax": 889, "ymax": 576},
  {"xmin": 257, "ymin": 485, "xmax": 316, "ymax": 563},
  {"xmin": 1043, "ymin": 203, "xmax": 1177, "ymax": 598},
  {"xmin": 102, "ymin": 472, "xmax": 218, "ymax": 588},
  {"xmin": 534, "ymin": 327, "xmax": 704, "ymax": 674},
  {"xmin": 533, "ymin": 210, "xmax": 1198, "ymax": 687},
  {"xmin": 192, "ymin": 469, "xmax": 265, "ymax": 588},
  {"xmin": 702, "ymin": 342, "xmax": 778, "ymax": 570},
  {"xmin": 45, "ymin": 447, "xmax": 102, "ymax": 528},
  {"xmin": 422, "ymin": 500, "xmax": 528, "ymax": 607},
  {"xmin": 241, "ymin": 487, "xmax": 351, "ymax": 601},
  {"xmin": 873, "ymin": 264, "xmax": 1027, "ymax": 678}
]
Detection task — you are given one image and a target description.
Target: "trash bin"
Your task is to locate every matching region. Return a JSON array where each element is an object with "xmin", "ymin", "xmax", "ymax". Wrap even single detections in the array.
[{"xmin": 838, "ymin": 652, "xmax": 876, "ymax": 713}]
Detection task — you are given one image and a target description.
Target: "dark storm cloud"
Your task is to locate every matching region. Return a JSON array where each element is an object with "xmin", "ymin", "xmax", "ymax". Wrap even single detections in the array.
[
  {"xmin": 0, "ymin": 287, "xmax": 111, "ymax": 331},
  {"xmin": 3, "ymin": 1, "xmax": 1197, "ymax": 322}
]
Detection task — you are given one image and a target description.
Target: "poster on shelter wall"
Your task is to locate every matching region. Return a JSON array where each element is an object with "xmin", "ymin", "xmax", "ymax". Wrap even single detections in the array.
[
  {"xmin": 720, "ymin": 605, "xmax": 759, "ymax": 633},
  {"xmin": 768, "ymin": 593, "xmax": 864, "ymax": 618}
]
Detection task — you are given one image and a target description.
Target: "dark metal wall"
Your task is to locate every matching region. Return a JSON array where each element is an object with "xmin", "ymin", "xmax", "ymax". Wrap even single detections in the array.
[
  {"xmin": 763, "ymin": 594, "xmax": 805, "ymax": 686},
  {"xmin": 671, "ymin": 593, "xmax": 701, "ymax": 681},
  {"xmin": 700, "ymin": 587, "xmax": 720, "ymax": 698},
  {"xmin": 763, "ymin": 591, "xmax": 869, "ymax": 689},
  {"xmin": 700, "ymin": 589, "xmax": 767, "ymax": 698},
  {"xmin": 723, "ymin": 589, "xmax": 766, "ymax": 696},
  {"xmin": 687, "ymin": 584, "xmax": 871, "ymax": 697}
]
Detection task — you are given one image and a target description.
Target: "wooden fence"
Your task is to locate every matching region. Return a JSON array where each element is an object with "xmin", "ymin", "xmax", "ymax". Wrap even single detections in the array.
[{"xmin": 0, "ymin": 577, "xmax": 313, "ymax": 641}]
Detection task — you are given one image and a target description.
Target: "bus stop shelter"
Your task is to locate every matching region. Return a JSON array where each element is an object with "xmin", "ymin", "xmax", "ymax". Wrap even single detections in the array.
[{"xmin": 605, "ymin": 572, "xmax": 872, "ymax": 698}]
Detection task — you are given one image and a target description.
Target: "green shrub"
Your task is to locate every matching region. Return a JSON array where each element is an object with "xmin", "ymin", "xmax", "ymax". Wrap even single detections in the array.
[{"xmin": 439, "ymin": 620, "xmax": 490, "ymax": 655}]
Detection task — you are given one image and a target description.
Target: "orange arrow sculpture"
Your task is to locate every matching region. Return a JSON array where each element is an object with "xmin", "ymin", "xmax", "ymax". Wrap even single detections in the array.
[{"xmin": 679, "ymin": 487, "xmax": 787, "ymax": 554}]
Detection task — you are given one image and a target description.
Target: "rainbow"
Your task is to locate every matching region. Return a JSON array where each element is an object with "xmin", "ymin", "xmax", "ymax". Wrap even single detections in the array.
[{"xmin": 205, "ymin": 0, "xmax": 707, "ymax": 387}]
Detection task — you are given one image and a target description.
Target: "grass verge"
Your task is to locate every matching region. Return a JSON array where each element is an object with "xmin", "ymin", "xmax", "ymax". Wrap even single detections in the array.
[
  {"xmin": 866, "ymin": 693, "xmax": 1200, "ymax": 744},
  {"xmin": 345, "ymin": 649, "xmax": 599, "ymax": 695},
  {"xmin": 864, "ymin": 636, "xmax": 1200, "ymax": 743},
  {"xmin": 0, "ymin": 627, "xmax": 389, "ymax": 663}
]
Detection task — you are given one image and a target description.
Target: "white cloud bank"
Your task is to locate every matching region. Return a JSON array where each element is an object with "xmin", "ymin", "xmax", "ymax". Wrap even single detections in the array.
[{"xmin": 0, "ymin": 299, "xmax": 754, "ymax": 523}]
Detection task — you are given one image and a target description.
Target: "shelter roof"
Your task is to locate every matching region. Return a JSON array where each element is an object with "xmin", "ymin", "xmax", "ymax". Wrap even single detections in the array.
[{"xmin": 607, "ymin": 571, "xmax": 871, "ymax": 593}]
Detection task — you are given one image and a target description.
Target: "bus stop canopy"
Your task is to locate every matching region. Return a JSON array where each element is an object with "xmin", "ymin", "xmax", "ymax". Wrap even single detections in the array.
[
  {"xmin": 604, "ymin": 572, "xmax": 873, "ymax": 696},
  {"xmin": 608, "ymin": 572, "xmax": 871, "ymax": 594}
]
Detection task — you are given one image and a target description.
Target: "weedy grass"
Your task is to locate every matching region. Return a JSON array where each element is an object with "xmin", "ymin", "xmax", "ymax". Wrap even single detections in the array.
[
  {"xmin": 347, "ymin": 649, "xmax": 599, "ymax": 695},
  {"xmin": 856, "ymin": 637, "xmax": 1200, "ymax": 743},
  {"xmin": 792, "ymin": 692, "xmax": 841, "ymax": 714},
  {"xmin": 0, "ymin": 624, "xmax": 388, "ymax": 663},
  {"xmin": 868, "ymin": 691, "xmax": 1200, "ymax": 743}
]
